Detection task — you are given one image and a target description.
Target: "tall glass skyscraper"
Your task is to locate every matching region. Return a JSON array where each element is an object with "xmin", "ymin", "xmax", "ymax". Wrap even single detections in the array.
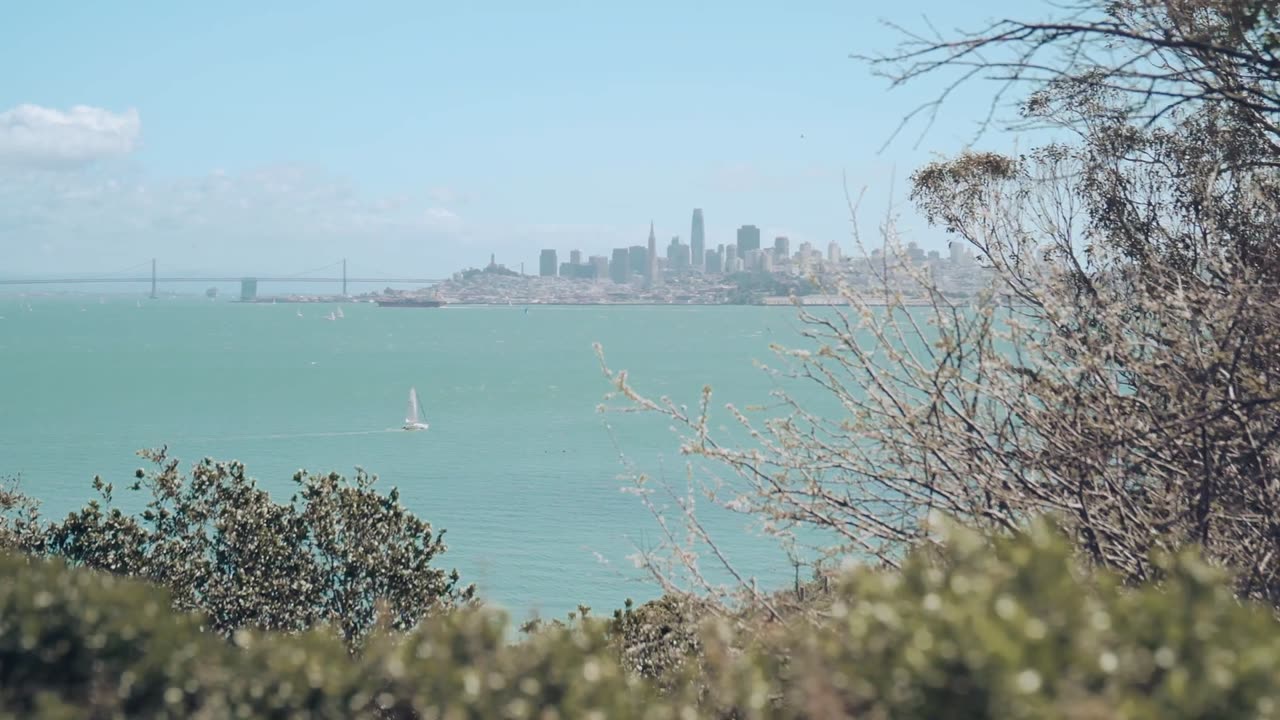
[
  {"xmin": 736, "ymin": 224, "xmax": 761, "ymax": 255},
  {"xmin": 690, "ymin": 209, "xmax": 705, "ymax": 270}
]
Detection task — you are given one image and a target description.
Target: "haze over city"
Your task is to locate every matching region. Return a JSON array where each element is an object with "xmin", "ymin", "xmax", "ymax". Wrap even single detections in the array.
[{"xmin": 1, "ymin": 0, "xmax": 1030, "ymax": 278}]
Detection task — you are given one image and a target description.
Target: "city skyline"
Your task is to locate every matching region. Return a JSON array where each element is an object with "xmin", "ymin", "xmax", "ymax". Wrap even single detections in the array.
[
  {"xmin": 485, "ymin": 206, "xmax": 881, "ymax": 279},
  {"xmin": 1, "ymin": 1, "xmax": 1033, "ymax": 277}
]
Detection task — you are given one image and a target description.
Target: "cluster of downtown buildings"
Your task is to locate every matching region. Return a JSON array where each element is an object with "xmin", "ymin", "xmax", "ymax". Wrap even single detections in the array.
[
  {"xmin": 536, "ymin": 209, "xmax": 858, "ymax": 285},
  {"xmin": 439, "ymin": 208, "xmax": 990, "ymax": 304}
]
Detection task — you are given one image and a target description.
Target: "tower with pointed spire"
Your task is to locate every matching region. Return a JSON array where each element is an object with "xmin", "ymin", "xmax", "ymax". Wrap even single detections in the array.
[{"xmin": 647, "ymin": 221, "xmax": 660, "ymax": 286}]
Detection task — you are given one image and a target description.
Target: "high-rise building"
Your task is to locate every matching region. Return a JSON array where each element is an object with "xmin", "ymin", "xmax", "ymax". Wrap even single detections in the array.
[
  {"xmin": 690, "ymin": 209, "xmax": 705, "ymax": 270},
  {"xmin": 736, "ymin": 225, "xmax": 761, "ymax": 255},
  {"xmin": 705, "ymin": 249, "xmax": 722, "ymax": 274},
  {"xmin": 629, "ymin": 245, "xmax": 648, "ymax": 280},
  {"xmin": 907, "ymin": 241, "xmax": 925, "ymax": 263},
  {"xmin": 570, "ymin": 249, "xmax": 582, "ymax": 265},
  {"xmin": 561, "ymin": 261, "xmax": 593, "ymax": 279},
  {"xmin": 610, "ymin": 248, "xmax": 630, "ymax": 284},
  {"xmin": 647, "ymin": 221, "xmax": 659, "ymax": 285},
  {"xmin": 589, "ymin": 255, "xmax": 609, "ymax": 281},
  {"xmin": 828, "ymin": 241, "xmax": 842, "ymax": 263},
  {"xmin": 773, "ymin": 236, "xmax": 790, "ymax": 263},
  {"xmin": 724, "ymin": 243, "xmax": 738, "ymax": 273},
  {"xmin": 539, "ymin": 249, "xmax": 558, "ymax": 277},
  {"xmin": 667, "ymin": 236, "xmax": 692, "ymax": 271}
]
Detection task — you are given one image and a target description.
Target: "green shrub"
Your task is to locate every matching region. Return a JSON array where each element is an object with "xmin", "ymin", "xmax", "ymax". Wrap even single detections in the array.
[
  {"xmin": 9, "ymin": 450, "xmax": 473, "ymax": 644},
  {"xmin": 697, "ymin": 520, "xmax": 1280, "ymax": 719},
  {"xmin": 3, "ymin": 520, "xmax": 1279, "ymax": 719}
]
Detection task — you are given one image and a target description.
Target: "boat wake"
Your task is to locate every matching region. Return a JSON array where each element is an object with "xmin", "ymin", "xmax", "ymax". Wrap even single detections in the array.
[{"xmin": 174, "ymin": 429, "xmax": 401, "ymax": 443}]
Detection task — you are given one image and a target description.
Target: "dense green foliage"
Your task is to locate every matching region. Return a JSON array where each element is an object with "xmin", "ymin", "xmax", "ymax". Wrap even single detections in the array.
[
  {"xmin": 2, "ymin": 450, "xmax": 473, "ymax": 644},
  {"xmin": 4, "ymin": 520, "xmax": 1278, "ymax": 719}
]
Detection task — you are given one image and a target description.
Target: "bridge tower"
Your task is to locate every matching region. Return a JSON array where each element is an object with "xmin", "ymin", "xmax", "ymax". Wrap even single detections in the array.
[
  {"xmin": 150, "ymin": 259, "xmax": 157, "ymax": 299},
  {"xmin": 342, "ymin": 258, "xmax": 347, "ymax": 297}
]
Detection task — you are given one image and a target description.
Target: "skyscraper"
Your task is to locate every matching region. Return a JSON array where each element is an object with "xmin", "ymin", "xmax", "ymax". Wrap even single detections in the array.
[
  {"xmin": 774, "ymin": 236, "xmax": 790, "ymax": 262},
  {"xmin": 629, "ymin": 245, "xmax": 648, "ymax": 279},
  {"xmin": 569, "ymin": 249, "xmax": 582, "ymax": 265},
  {"xmin": 736, "ymin": 225, "xmax": 761, "ymax": 255},
  {"xmin": 589, "ymin": 255, "xmax": 609, "ymax": 281},
  {"xmin": 647, "ymin": 221, "xmax": 659, "ymax": 286},
  {"xmin": 539, "ymin": 249, "xmax": 558, "ymax": 277},
  {"xmin": 667, "ymin": 236, "xmax": 691, "ymax": 271},
  {"xmin": 705, "ymin": 249, "xmax": 722, "ymax": 274},
  {"xmin": 610, "ymin": 248, "xmax": 630, "ymax": 284},
  {"xmin": 690, "ymin": 209, "xmax": 705, "ymax": 271}
]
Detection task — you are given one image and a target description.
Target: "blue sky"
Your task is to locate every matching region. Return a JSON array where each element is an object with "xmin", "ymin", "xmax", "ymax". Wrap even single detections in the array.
[{"xmin": 0, "ymin": 0, "xmax": 1040, "ymax": 276}]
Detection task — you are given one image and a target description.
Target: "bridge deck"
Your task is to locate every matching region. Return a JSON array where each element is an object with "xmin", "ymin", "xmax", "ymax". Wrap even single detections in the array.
[{"xmin": 0, "ymin": 277, "xmax": 443, "ymax": 285}]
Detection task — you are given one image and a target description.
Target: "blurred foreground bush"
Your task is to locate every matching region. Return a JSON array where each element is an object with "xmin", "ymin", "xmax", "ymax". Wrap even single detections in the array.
[{"xmin": 3, "ymin": 520, "xmax": 1278, "ymax": 719}]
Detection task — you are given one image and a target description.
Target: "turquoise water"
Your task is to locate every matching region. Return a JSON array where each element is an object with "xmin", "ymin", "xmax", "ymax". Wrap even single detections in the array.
[{"xmin": 0, "ymin": 296, "xmax": 820, "ymax": 620}]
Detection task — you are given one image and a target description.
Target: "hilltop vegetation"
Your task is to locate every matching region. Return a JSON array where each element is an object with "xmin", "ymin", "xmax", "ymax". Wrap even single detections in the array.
[{"xmin": 4, "ymin": 518, "xmax": 1280, "ymax": 718}]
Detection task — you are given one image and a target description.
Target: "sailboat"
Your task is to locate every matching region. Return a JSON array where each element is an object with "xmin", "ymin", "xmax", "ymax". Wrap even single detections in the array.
[
  {"xmin": 335, "ymin": 307, "xmax": 345, "ymax": 319},
  {"xmin": 403, "ymin": 387, "xmax": 430, "ymax": 431}
]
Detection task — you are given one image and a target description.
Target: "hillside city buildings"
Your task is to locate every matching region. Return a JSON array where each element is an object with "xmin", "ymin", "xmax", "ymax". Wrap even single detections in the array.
[{"xmin": 436, "ymin": 208, "xmax": 991, "ymax": 305}]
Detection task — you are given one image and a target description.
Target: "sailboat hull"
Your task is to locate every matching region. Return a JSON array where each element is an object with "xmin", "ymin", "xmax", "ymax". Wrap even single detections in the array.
[{"xmin": 403, "ymin": 422, "xmax": 430, "ymax": 431}]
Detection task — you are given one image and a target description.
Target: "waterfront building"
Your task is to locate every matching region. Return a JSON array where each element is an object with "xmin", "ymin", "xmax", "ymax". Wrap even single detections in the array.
[
  {"xmin": 736, "ymin": 225, "xmax": 761, "ymax": 255},
  {"xmin": 610, "ymin": 248, "xmax": 630, "ymax": 284},
  {"xmin": 690, "ymin": 209, "xmax": 705, "ymax": 270},
  {"xmin": 539, "ymin": 249, "xmax": 558, "ymax": 277}
]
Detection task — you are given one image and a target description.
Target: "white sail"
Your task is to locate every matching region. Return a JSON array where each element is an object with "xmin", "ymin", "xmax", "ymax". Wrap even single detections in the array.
[
  {"xmin": 403, "ymin": 387, "xmax": 429, "ymax": 430},
  {"xmin": 406, "ymin": 387, "xmax": 420, "ymax": 424}
]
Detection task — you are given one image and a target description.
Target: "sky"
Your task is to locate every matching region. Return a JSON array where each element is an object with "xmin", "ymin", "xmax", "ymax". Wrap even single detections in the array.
[{"xmin": 0, "ymin": 0, "xmax": 1043, "ymax": 278}]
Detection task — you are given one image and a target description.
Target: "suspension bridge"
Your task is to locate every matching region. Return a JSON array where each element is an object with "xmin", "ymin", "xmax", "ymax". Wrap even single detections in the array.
[{"xmin": 0, "ymin": 259, "xmax": 445, "ymax": 300}]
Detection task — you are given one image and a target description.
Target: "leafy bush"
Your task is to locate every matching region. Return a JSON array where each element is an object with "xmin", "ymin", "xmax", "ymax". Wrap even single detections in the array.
[
  {"xmin": 703, "ymin": 520, "xmax": 1280, "ymax": 719},
  {"xmin": 4, "ymin": 449, "xmax": 473, "ymax": 644},
  {"xmin": 5, "ymin": 520, "xmax": 1278, "ymax": 719}
]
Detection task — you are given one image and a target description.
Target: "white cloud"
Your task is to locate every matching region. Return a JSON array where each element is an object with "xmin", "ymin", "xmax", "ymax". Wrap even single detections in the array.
[
  {"xmin": 0, "ymin": 104, "xmax": 141, "ymax": 168},
  {"xmin": 425, "ymin": 207, "xmax": 460, "ymax": 224}
]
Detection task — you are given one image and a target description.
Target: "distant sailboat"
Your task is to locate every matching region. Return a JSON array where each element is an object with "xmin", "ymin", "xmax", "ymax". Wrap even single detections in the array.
[
  {"xmin": 324, "ymin": 311, "xmax": 337, "ymax": 321},
  {"xmin": 335, "ymin": 307, "xmax": 344, "ymax": 319},
  {"xmin": 403, "ymin": 387, "xmax": 429, "ymax": 431},
  {"xmin": 296, "ymin": 309, "xmax": 304, "ymax": 318}
]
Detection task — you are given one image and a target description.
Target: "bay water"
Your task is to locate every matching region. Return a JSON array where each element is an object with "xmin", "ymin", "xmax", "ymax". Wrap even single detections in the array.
[{"xmin": 0, "ymin": 296, "xmax": 823, "ymax": 621}]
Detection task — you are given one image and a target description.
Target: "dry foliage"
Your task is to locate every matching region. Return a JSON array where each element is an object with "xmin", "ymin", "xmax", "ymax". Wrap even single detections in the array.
[{"xmin": 600, "ymin": 0, "xmax": 1280, "ymax": 612}]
